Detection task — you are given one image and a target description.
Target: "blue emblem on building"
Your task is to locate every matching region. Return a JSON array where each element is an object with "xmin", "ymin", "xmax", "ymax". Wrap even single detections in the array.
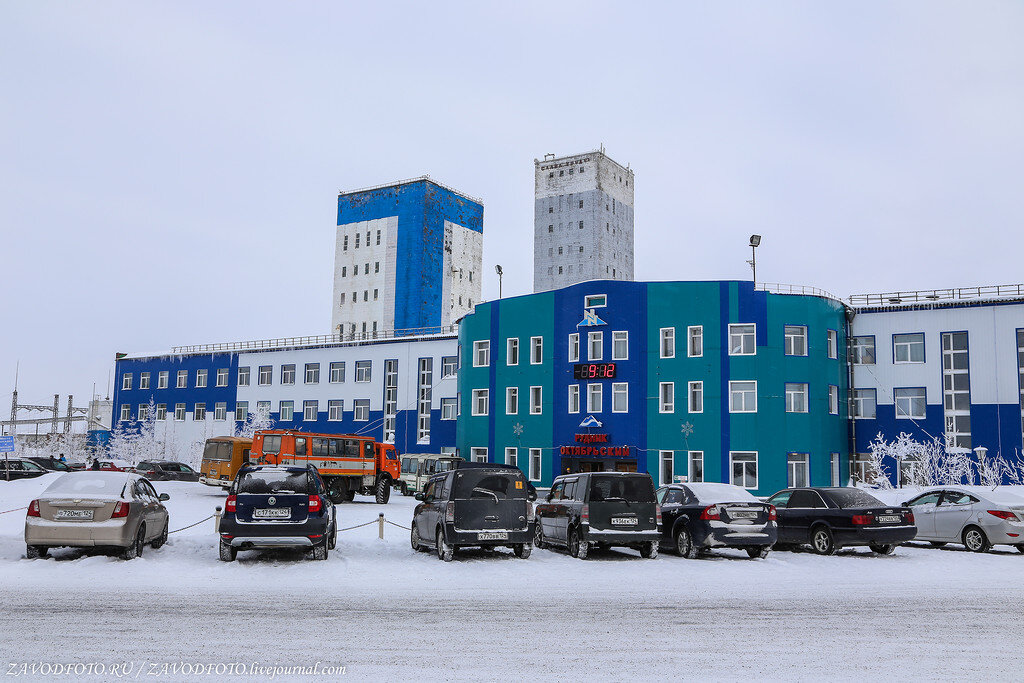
[
  {"xmin": 579, "ymin": 415, "xmax": 603, "ymax": 428},
  {"xmin": 577, "ymin": 308, "xmax": 606, "ymax": 327}
]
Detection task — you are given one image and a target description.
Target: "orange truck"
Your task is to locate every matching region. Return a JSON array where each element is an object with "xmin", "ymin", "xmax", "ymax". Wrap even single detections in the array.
[{"xmin": 250, "ymin": 429, "xmax": 400, "ymax": 503}]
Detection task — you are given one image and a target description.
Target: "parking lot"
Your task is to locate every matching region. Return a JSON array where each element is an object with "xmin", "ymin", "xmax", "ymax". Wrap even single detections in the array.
[{"xmin": 1, "ymin": 475, "xmax": 1021, "ymax": 681}]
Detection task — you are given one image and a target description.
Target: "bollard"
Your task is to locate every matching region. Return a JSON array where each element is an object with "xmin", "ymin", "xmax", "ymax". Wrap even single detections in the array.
[
  {"xmin": 214, "ymin": 506, "xmax": 222, "ymax": 534},
  {"xmin": 378, "ymin": 513, "xmax": 385, "ymax": 540}
]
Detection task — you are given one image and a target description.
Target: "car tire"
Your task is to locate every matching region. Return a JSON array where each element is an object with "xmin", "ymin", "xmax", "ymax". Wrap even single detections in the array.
[
  {"xmin": 411, "ymin": 525, "xmax": 426, "ymax": 552},
  {"xmin": 309, "ymin": 537, "xmax": 328, "ymax": 561},
  {"xmin": 401, "ymin": 482, "xmax": 410, "ymax": 496},
  {"xmin": 328, "ymin": 522, "xmax": 337, "ymax": 550},
  {"xmin": 513, "ymin": 543, "xmax": 532, "ymax": 559},
  {"xmin": 746, "ymin": 545, "xmax": 771, "ymax": 559},
  {"xmin": 1016, "ymin": 544, "xmax": 1024, "ymax": 554},
  {"xmin": 675, "ymin": 525, "xmax": 700, "ymax": 559},
  {"xmin": 436, "ymin": 529, "xmax": 454, "ymax": 562},
  {"xmin": 869, "ymin": 543, "xmax": 897, "ymax": 555},
  {"xmin": 121, "ymin": 525, "xmax": 145, "ymax": 560},
  {"xmin": 151, "ymin": 520, "xmax": 169, "ymax": 549},
  {"xmin": 810, "ymin": 525, "xmax": 836, "ymax": 556},
  {"xmin": 375, "ymin": 478, "xmax": 391, "ymax": 504},
  {"xmin": 929, "ymin": 541, "xmax": 948, "ymax": 547},
  {"xmin": 534, "ymin": 524, "xmax": 546, "ymax": 549},
  {"xmin": 219, "ymin": 539, "xmax": 237, "ymax": 562},
  {"xmin": 640, "ymin": 541, "xmax": 659, "ymax": 559},
  {"xmin": 963, "ymin": 526, "xmax": 991, "ymax": 553},
  {"xmin": 26, "ymin": 545, "xmax": 48, "ymax": 560},
  {"xmin": 568, "ymin": 527, "xmax": 589, "ymax": 560}
]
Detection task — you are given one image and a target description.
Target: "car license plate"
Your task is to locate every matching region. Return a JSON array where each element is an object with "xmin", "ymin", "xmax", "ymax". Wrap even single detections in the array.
[
  {"xmin": 877, "ymin": 515, "xmax": 901, "ymax": 523},
  {"xmin": 55, "ymin": 509, "xmax": 93, "ymax": 520},
  {"xmin": 253, "ymin": 508, "xmax": 291, "ymax": 519},
  {"xmin": 210, "ymin": 470, "xmax": 216, "ymax": 476},
  {"xmin": 478, "ymin": 531, "xmax": 508, "ymax": 541},
  {"xmin": 611, "ymin": 516, "xmax": 638, "ymax": 526},
  {"xmin": 730, "ymin": 510, "xmax": 758, "ymax": 519}
]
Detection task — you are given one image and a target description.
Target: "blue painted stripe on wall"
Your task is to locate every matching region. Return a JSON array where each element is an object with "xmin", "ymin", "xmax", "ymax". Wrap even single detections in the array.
[{"xmin": 719, "ymin": 282, "xmax": 731, "ymax": 483}]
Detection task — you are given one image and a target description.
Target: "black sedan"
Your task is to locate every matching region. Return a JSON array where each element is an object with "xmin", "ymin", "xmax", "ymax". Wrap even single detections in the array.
[
  {"xmin": 766, "ymin": 487, "xmax": 916, "ymax": 555},
  {"xmin": 1, "ymin": 458, "xmax": 50, "ymax": 480},
  {"xmin": 25, "ymin": 457, "xmax": 74, "ymax": 472},
  {"xmin": 657, "ymin": 482, "xmax": 777, "ymax": 559},
  {"xmin": 133, "ymin": 460, "xmax": 201, "ymax": 482}
]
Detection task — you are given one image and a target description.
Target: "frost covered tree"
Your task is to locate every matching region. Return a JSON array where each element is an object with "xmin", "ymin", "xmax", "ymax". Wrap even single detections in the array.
[
  {"xmin": 235, "ymin": 402, "xmax": 274, "ymax": 439},
  {"xmin": 106, "ymin": 398, "xmax": 163, "ymax": 465},
  {"xmin": 868, "ymin": 431, "xmax": 1024, "ymax": 487}
]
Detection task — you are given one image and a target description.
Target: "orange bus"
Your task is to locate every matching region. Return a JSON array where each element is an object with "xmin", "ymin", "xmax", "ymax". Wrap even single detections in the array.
[{"xmin": 199, "ymin": 436, "xmax": 253, "ymax": 489}]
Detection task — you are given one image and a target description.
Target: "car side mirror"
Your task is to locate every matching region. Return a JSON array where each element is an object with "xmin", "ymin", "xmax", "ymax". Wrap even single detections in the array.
[
  {"xmin": 528, "ymin": 490, "xmax": 537, "ymax": 502},
  {"xmin": 901, "ymin": 501, "xmax": 909, "ymax": 507},
  {"xmin": 414, "ymin": 493, "xmax": 424, "ymax": 501},
  {"xmin": 159, "ymin": 493, "xmax": 170, "ymax": 502}
]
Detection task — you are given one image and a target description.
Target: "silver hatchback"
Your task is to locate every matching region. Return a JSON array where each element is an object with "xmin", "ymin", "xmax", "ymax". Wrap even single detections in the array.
[
  {"xmin": 25, "ymin": 471, "xmax": 170, "ymax": 560},
  {"xmin": 903, "ymin": 486, "xmax": 1024, "ymax": 553}
]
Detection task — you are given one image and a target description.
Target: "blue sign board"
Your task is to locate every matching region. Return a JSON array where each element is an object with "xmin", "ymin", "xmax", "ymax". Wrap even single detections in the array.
[{"xmin": 0, "ymin": 436, "xmax": 14, "ymax": 453}]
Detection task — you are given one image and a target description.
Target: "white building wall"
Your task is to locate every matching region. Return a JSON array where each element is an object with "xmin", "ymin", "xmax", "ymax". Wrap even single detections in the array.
[
  {"xmin": 441, "ymin": 220, "xmax": 483, "ymax": 326},
  {"xmin": 331, "ymin": 216, "xmax": 398, "ymax": 335}
]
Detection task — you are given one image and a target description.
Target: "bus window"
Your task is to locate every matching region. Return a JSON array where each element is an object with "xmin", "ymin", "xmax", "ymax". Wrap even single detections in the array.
[
  {"xmin": 262, "ymin": 435, "xmax": 281, "ymax": 454},
  {"xmin": 363, "ymin": 441, "xmax": 374, "ymax": 458},
  {"xmin": 294, "ymin": 438, "xmax": 307, "ymax": 456},
  {"xmin": 344, "ymin": 439, "xmax": 360, "ymax": 457},
  {"xmin": 312, "ymin": 438, "xmax": 329, "ymax": 457},
  {"xmin": 329, "ymin": 439, "xmax": 342, "ymax": 456}
]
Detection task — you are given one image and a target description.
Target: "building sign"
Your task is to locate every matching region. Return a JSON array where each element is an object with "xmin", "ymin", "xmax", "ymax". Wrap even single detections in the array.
[
  {"xmin": 577, "ymin": 309, "xmax": 606, "ymax": 327},
  {"xmin": 559, "ymin": 431, "xmax": 630, "ymax": 457}
]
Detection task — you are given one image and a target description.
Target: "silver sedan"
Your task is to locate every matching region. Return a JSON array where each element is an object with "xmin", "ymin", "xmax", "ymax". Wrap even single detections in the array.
[
  {"xmin": 903, "ymin": 487, "xmax": 1024, "ymax": 553},
  {"xmin": 25, "ymin": 471, "xmax": 170, "ymax": 560}
]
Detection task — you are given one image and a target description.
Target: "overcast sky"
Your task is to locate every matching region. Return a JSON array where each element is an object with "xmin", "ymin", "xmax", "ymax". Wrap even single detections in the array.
[{"xmin": 3, "ymin": 1, "xmax": 1023, "ymax": 410}]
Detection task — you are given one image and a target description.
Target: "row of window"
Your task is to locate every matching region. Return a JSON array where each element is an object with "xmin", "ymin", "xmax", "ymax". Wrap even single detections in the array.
[
  {"xmin": 339, "ymin": 262, "xmax": 381, "ymax": 278},
  {"xmin": 122, "ymin": 368, "xmax": 231, "ymax": 391},
  {"xmin": 339, "ymin": 289, "xmax": 379, "ymax": 305},
  {"xmin": 341, "ymin": 228, "xmax": 382, "ymax": 251},
  {"xmin": 850, "ymin": 332, "xmax": 975, "ymax": 365},
  {"xmin": 120, "ymin": 398, "xmax": 461, "ymax": 424}
]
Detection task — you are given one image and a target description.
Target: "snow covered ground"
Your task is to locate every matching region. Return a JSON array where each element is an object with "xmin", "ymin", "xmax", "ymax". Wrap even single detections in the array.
[{"xmin": 1, "ymin": 475, "xmax": 1021, "ymax": 681}]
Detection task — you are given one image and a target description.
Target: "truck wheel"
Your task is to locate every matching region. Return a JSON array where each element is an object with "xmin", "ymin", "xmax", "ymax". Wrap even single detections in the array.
[
  {"xmin": 375, "ymin": 477, "xmax": 391, "ymax": 504},
  {"xmin": 342, "ymin": 489, "xmax": 355, "ymax": 502},
  {"xmin": 326, "ymin": 479, "xmax": 346, "ymax": 504},
  {"xmin": 436, "ymin": 529, "xmax": 454, "ymax": 562},
  {"xmin": 513, "ymin": 543, "xmax": 532, "ymax": 559}
]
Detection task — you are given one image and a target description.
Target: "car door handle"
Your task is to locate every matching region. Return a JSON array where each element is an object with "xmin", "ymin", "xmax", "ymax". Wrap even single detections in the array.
[{"xmin": 484, "ymin": 515, "xmax": 499, "ymax": 522}]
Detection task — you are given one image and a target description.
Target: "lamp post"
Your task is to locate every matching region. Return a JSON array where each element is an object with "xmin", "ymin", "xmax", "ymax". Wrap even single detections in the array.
[
  {"xmin": 495, "ymin": 264, "xmax": 503, "ymax": 299},
  {"xmin": 748, "ymin": 235, "xmax": 761, "ymax": 287}
]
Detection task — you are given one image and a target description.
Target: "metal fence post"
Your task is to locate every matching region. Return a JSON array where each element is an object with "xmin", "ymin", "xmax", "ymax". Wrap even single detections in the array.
[
  {"xmin": 214, "ymin": 506, "xmax": 222, "ymax": 533},
  {"xmin": 378, "ymin": 513, "xmax": 385, "ymax": 540}
]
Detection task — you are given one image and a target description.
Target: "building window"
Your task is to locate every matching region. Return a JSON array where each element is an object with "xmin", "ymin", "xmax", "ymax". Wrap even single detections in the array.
[
  {"xmin": 211, "ymin": 368, "xmax": 225, "ymax": 388},
  {"xmin": 729, "ymin": 324, "xmax": 756, "ymax": 355},
  {"xmin": 530, "ymin": 386, "xmax": 543, "ymax": 415},
  {"xmin": 194, "ymin": 403, "xmax": 206, "ymax": 421},
  {"xmin": 472, "ymin": 389, "xmax": 489, "ymax": 416},
  {"xmin": 829, "ymin": 385, "xmax": 839, "ymax": 415},
  {"xmin": 305, "ymin": 363, "xmax": 320, "ymax": 384},
  {"xmin": 174, "ymin": 403, "xmax": 185, "ymax": 421},
  {"xmin": 787, "ymin": 453, "xmax": 809, "ymax": 488},
  {"xmin": 237, "ymin": 367, "xmax": 249, "ymax": 386},
  {"xmin": 531, "ymin": 337, "xmax": 543, "ymax": 364},
  {"xmin": 155, "ymin": 404, "xmax": 166, "ymax": 421},
  {"xmin": 660, "ymin": 451, "xmax": 674, "ymax": 487},
  {"xmin": 942, "ymin": 332, "xmax": 971, "ymax": 449},
  {"xmin": 729, "ymin": 381, "xmax": 757, "ymax": 413},
  {"xmin": 136, "ymin": 404, "xmax": 148, "ymax": 421},
  {"xmin": 831, "ymin": 452, "xmax": 841, "ymax": 487},
  {"xmin": 568, "ymin": 385, "xmax": 580, "ymax": 414},
  {"xmin": 417, "ymin": 358, "xmax": 432, "ymax": 443},
  {"xmin": 196, "ymin": 369, "xmax": 208, "ymax": 388},
  {"xmin": 784, "ymin": 326, "xmax": 808, "ymax": 356},
  {"xmin": 256, "ymin": 400, "xmax": 270, "ymax": 415},
  {"xmin": 343, "ymin": 235, "xmax": 348, "ymax": 251},
  {"xmin": 529, "ymin": 448, "xmax": 542, "ymax": 481},
  {"xmin": 506, "ymin": 338, "xmax": 519, "ymax": 366},
  {"xmin": 158, "ymin": 371, "xmax": 169, "ymax": 389},
  {"xmin": 588, "ymin": 331, "xmax": 603, "ymax": 361},
  {"xmin": 504, "ymin": 387, "xmax": 519, "ymax": 415},
  {"xmin": 139, "ymin": 372, "xmax": 150, "ymax": 390},
  {"xmin": 612, "ymin": 331, "xmax": 628, "ymax": 360},
  {"xmin": 441, "ymin": 398, "xmax": 457, "ymax": 420},
  {"xmin": 688, "ymin": 381, "xmax": 703, "ymax": 413},
  {"xmin": 214, "ymin": 402, "xmax": 227, "ymax": 421},
  {"xmin": 584, "ymin": 294, "xmax": 607, "ymax": 308},
  {"xmin": 279, "ymin": 401, "xmax": 294, "ymax": 421},
  {"xmin": 304, "ymin": 400, "xmax": 318, "ymax": 421},
  {"xmin": 785, "ymin": 383, "xmax": 808, "ymax": 413},
  {"xmin": 355, "ymin": 360, "xmax": 372, "ymax": 383},
  {"xmin": 608, "ymin": 382, "xmax": 627, "ymax": 413},
  {"xmin": 895, "ymin": 387, "xmax": 927, "ymax": 419},
  {"xmin": 235, "ymin": 401, "xmax": 248, "ymax": 422},
  {"xmin": 730, "ymin": 451, "xmax": 758, "ymax": 489},
  {"xmin": 122, "ymin": 373, "xmax": 132, "ymax": 391},
  {"xmin": 330, "ymin": 362, "xmax": 345, "ymax": 383},
  {"xmin": 852, "ymin": 389, "xmax": 876, "ymax": 419},
  {"xmin": 505, "ymin": 447, "xmax": 517, "ymax": 468},
  {"xmin": 689, "ymin": 451, "xmax": 704, "ymax": 483},
  {"xmin": 177, "ymin": 370, "xmax": 187, "ymax": 388},
  {"xmin": 473, "ymin": 340, "xmax": 490, "ymax": 367},
  {"xmin": 893, "ymin": 333, "xmax": 925, "ymax": 363},
  {"xmin": 827, "ymin": 330, "xmax": 838, "ymax": 359},
  {"xmin": 1018, "ymin": 329, "xmax": 1024, "ymax": 436},
  {"xmin": 851, "ymin": 453, "xmax": 872, "ymax": 483},
  {"xmin": 383, "ymin": 359, "xmax": 398, "ymax": 443},
  {"xmin": 587, "ymin": 384, "xmax": 603, "ymax": 413},
  {"xmin": 471, "ymin": 447, "xmax": 488, "ymax": 463},
  {"xmin": 654, "ymin": 381, "xmax": 673, "ymax": 413},
  {"xmin": 441, "ymin": 356, "xmax": 458, "ymax": 378},
  {"xmin": 353, "ymin": 399, "xmax": 370, "ymax": 421},
  {"xmin": 258, "ymin": 366, "xmax": 272, "ymax": 386},
  {"xmin": 660, "ymin": 327, "xmax": 675, "ymax": 359},
  {"xmin": 568, "ymin": 334, "xmax": 580, "ymax": 362},
  {"xmin": 688, "ymin": 326, "xmax": 703, "ymax": 357},
  {"xmin": 280, "ymin": 365, "xmax": 295, "ymax": 385}
]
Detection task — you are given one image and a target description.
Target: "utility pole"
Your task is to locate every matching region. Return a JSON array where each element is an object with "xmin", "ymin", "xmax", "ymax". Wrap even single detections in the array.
[
  {"xmin": 64, "ymin": 395, "xmax": 73, "ymax": 434},
  {"xmin": 52, "ymin": 394, "xmax": 59, "ymax": 437}
]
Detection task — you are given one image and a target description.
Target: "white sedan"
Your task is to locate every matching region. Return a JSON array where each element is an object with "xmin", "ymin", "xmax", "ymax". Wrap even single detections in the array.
[{"xmin": 902, "ymin": 487, "xmax": 1024, "ymax": 553}]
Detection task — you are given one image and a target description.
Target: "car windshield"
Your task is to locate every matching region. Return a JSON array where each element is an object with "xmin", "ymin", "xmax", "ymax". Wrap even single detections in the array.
[
  {"xmin": 686, "ymin": 482, "xmax": 759, "ymax": 504},
  {"xmin": 453, "ymin": 470, "xmax": 525, "ymax": 500},
  {"xmin": 43, "ymin": 473, "xmax": 128, "ymax": 496},
  {"xmin": 589, "ymin": 475, "xmax": 655, "ymax": 503},
  {"xmin": 825, "ymin": 488, "xmax": 884, "ymax": 508},
  {"xmin": 236, "ymin": 470, "xmax": 308, "ymax": 494}
]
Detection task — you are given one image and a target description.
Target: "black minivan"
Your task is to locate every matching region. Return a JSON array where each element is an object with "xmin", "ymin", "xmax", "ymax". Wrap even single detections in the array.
[
  {"xmin": 535, "ymin": 472, "xmax": 661, "ymax": 559},
  {"xmin": 411, "ymin": 466, "xmax": 535, "ymax": 561}
]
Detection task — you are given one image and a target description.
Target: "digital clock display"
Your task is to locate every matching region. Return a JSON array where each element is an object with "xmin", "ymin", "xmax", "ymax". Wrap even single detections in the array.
[{"xmin": 573, "ymin": 363, "xmax": 617, "ymax": 379}]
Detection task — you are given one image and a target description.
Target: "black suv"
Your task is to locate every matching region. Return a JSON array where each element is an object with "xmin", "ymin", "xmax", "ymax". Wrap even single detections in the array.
[
  {"xmin": 133, "ymin": 460, "xmax": 200, "ymax": 482},
  {"xmin": 411, "ymin": 466, "xmax": 535, "ymax": 561},
  {"xmin": 218, "ymin": 465, "xmax": 336, "ymax": 561},
  {"xmin": 25, "ymin": 457, "xmax": 73, "ymax": 472},
  {"xmin": 535, "ymin": 472, "xmax": 661, "ymax": 559}
]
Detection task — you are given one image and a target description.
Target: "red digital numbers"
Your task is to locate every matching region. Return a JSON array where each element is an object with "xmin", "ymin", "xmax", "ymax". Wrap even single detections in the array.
[{"xmin": 574, "ymin": 363, "xmax": 616, "ymax": 379}]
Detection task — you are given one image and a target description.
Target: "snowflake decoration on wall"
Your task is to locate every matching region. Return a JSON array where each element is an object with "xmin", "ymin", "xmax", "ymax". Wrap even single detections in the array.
[
  {"xmin": 680, "ymin": 422, "xmax": 694, "ymax": 438},
  {"xmin": 513, "ymin": 423, "xmax": 524, "ymax": 437}
]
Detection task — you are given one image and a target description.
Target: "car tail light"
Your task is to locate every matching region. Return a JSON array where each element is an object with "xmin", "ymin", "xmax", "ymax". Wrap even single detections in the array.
[
  {"xmin": 225, "ymin": 495, "xmax": 237, "ymax": 513},
  {"xmin": 699, "ymin": 505, "xmax": 720, "ymax": 521},
  {"xmin": 655, "ymin": 505, "xmax": 662, "ymax": 527},
  {"xmin": 767, "ymin": 505, "xmax": 777, "ymax": 521},
  {"xmin": 905, "ymin": 511, "xmax": 915, "ymax": 524},
  {"xmin": 445, "ymin": 501, "xmax": 455, "ymax": 523},
  {"xmin": 308, "ymin": 495, "xmax": 322, "ymax": 513},
  {"xmin": 111, "ymin": 502, "xmax": 130, "ymax": 518},
  {"xmin": 526, "ymin": 502, "xmax": 535, "ymax": 522},
  {"xmin": 27, "ymin": 500, "xmax": 40, "ymax": 517},
  {"xmin": 851, "ymin": 514, "xmax": 874, "ymax": 525},
  {"xmin": 581, "ymin": 504, "xmax": 589, "ymax": 524},
  {"xmin": 987, "ymin": 509, "xmax": 1018, "ymax": 521}
]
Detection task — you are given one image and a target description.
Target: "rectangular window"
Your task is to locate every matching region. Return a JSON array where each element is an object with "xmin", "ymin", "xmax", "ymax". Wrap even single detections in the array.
[
  {"xmin": 235, "ymin": 401, "xmax": 248, "ymax": 422},
  {"xmin": 729, "ymin": 381, "xmax": 757, "ymax": 412},
  {"xmin": 122, "ymin": 373, "xmax": 132, "ymax": 391},
  {"xmin": 942, "ymin": 332, "xmax": 971, "ymax": 450},
  {"xmin": 196, "ymin": 369, "xmax": 208, "ymax": 388},
  {"xmin": 305, "ymin": 363, "xmax": 320, "ymax": 384},
  {"xmin": 329, "ymin": 362, "xmax": 345, "ymax": 383},
  {"xmin": 584, "ymin": 294, "xmax": 607, "ymax": 308},
  {"xmin": 507, "ymin": 338, "xmax": 519, "ymax": 366},
  {"xmin": 441, "ymin": 356, "xmax": 458, "ymax": 377},
  {"xmin": 471, "ymin": 447, "xmax": 488, "ymax": 463},
  {"xmin": 588, "ymin": 331, "xmax": 603, "ymax": 361},
  {"xmin": 587, "ymin": 383, "xmax": 603, "ymax": 413},
  {"xmin": 441, "ymin": 397, "xmax": 457, "ymax": 420},
  {"xmin": 784, "ymin": 326, "xmax": 808, "ymax": 356},
  {"xmin": 787, "ymin": 453, "xmax": 809, "ymax": 488},
  {"xmin": 472, "ymin": 389, "xmax": 489, "ymax": 416},
  {"xmin": 155, "ymin": 403, "xmax": 166, "ymax": 421},
  {"xmin": 355, "ymin": 360, "xmax": 372, "ymax": 382},
  {"xmin": 237, "ymin": 367, "xmax": 249, "ymax": 386},
  {"xmin": 729, "ymin": 324, "xmax": 756, "ymax": 355},
  {"xmin": 831, "ymin": 452, "xmax": 841, "ymax": 487},
  {"xmin": 730, "ymin": 451, "xmax": 758, "ymax": 489},
  {"xmin": 256, "ymin": 400, "xmax": 270, "ymax": 415},
  {"xmin": 473, "ymin": 340, "xmax": 491, "ymax": 367},
  {"xmin": 530, "ymin": 386, "xmax": 543, "ymax": 414},
  {"xmin": 568, "ymin": 333, "xmax": 580, "ymax": 362},
  {"xmin": 353, "ymin": 399, "xmax": 370, "ymax": 421},
  {"xmin": 688, "ymin": 381, "xmax": 703, "ymax": 413},
  {"xmin": 214, "ymin": 402, "xmax": 227, "ymax": 421},
  {"xmin": 506, "ymin": 387, "xmax": 519, "ymax": 415},
  {"xmin": 139, "ymin": 372, "xmax": 150, "ymax": 390},
  {"xmin": 612, "ymin": 331, "xmax": 628, "ymax": 360},
  {"xmin": 529, "ymin": 448, "xmax": 542, "ymax": 481},
  {"xmin": 660, "ymin": 451, "xmax": 674, "ymax": 487},
  {"xmin": 689, "ymin": 451, "xmax": 704, "ymax": 483},
  {"xmin": 530, "ymin": 337, "xmax": 543, "ymax": 364},
  {"xmin": 258, "ymin": 366, "xmax": 272, "ymax": 386},
  {"xmin": 568, "ymin": 385, "xmax": 580, "ymax": 414},
  {"xmin": 280, "ymin": 365, "xmax": 295, "ymax": 385},
  {"xmin": 174, "ymin": 403, "xmax": 185, "ymax": 421},
  {"xmin": 383, "ymin": 359, "xmax": 398, "ymax": 443},
  {"xmin": 829, "ymin": 385, "xmax": 839, "ymax": 415},
  {"xmin": 659, "ymin": 382, "xmax": 674, "ymax": 413},
  {"xmin": 177, "ymin": 370, "xmax": 187, "ymax": 388},
  {"xmin": 688, "ymin": 326, "xmax": 703, "ymax": 357},
  {"xmin": 505, "ymin": 447, "xmax": 518, "ymax": 468},
  {"xmin": 137, "ymin": 404, "xmax": 148, "ymax": 421},
  {"xmin": 1018, "ymin": 329, "xmax": 1024, "ymax": 436},
  {"xmin": 851, "ymin": 336, "xmax": 876, "ymax": 364},
  {"xmin": 214, "ymin": 368, "xmax": 228, "ymax": 387},
  {"xmin": 660, "ymin": 327, "xmax": 675, "ymax": 359},
  {"xmin": 417, "ymin": 358, "xmax": 432, "ymax": 443},
  {"xmin": 194, "ymin": 403, "xmax": 206, "ymax": 421},
  {"xmin": 785, "ymin": 383, "xmax": 808, "ymax": 413},
  {"xmin": 895, "ymin": 387, "xmax": 927, "ymax": 419},
  {"xmin": 827, "ymin": 329, "xmax": 838, "ymax": 359},
  {"xmin": 158, "ymin": 371, "xmax": 168, "ymax": 389},
  {"xmin": 327, "ymin": 399, "xmax": 343, "ymax": 421},
  {"xmin": 612, "ymin": 383, "xmax": 628, "ymax": 413},
  {"xmin": 893, "ymin": 333, "xmax": 925, "ymax": 363},
  {"xmin": 303, "ymin": 400, "xmax": 318, "ymax": 421},
  {"xmin": 119, "ymin": 404, "xmax": 131, "ymax": 422},
  {"xmin": 852, "ymin": 388, "xmax": 876, "ymax": 419},
  {"xmin": 279, "ymin": 401, "xmax": 293, "ymax": 421}
]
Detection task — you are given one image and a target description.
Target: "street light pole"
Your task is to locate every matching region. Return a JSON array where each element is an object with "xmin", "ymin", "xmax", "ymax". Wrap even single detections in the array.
[
  {"xmin": 495, "ymin": 264, "xmax": 503, "ymax": 299},
  {"xmin": 748, "ymin": 235, "xmax": 761, "ymax": 287}
]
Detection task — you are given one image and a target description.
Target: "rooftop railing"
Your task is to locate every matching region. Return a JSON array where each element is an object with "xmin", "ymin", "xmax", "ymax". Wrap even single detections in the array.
[
  {"xmin": 755, "ymin": 282, "xmax": 842, "ymax": 302},
  {"xmin": 167, "ymin": 325, "xmax": 457, "ymax": 356},
  {"xmin": 848, "ymin": 284, "xmax": 1024, "ymax": 307},
  {"xmin": 337, "ymin": 175, "xmax": 482, "ymax": 204}
]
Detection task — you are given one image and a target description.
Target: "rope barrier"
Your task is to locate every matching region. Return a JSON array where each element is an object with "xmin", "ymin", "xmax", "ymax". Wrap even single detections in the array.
[
  {"xmin": 169, "ymin": 514, "xmax": 215, "ymax": 534},
  {"xmin": 0, "ymin": 506, "xmax": 27, "ymax": 515},
  {"xmin": 384, "ymin": 519, "xmax": 411, "ymax": 531},
  {"xmin": 336, "ymin": 519, "xmax": 379, "ymax": 533}
]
